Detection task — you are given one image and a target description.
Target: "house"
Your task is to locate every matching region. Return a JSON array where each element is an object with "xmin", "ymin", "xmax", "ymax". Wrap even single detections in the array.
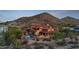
[
  {"xmin": 62, "ymin": 25, "xmax": 79, "ymax": 32},
  {"xmin": 21, "ymin": 23, "xmax": 55, "ymax": 41},
  {"xmin": 73, "ymin": 27, "xmax": 79, "ymax": 32},
  {"xmin": 31, "ymin": 23, "xmax": 54, "ymax": 33},
  {"xmin": 31, "ymin": 23, "xmax": 55, "ymax": 40}
]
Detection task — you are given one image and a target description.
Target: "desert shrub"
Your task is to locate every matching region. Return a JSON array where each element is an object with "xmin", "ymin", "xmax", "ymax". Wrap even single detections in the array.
[{"xmin": 12, "ymin": 39, "xmax": 22, "ymax": 48}]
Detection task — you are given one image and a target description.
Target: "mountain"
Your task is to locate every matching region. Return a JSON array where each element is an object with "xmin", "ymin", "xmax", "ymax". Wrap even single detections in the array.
[
  {"xmin": 8, "ymin": 13, "xmax": 62, "ymax": 27},
  {"xmin": 61, "ymin": 16, "xmax": 79, "ymax": 25},
  {"xmin": 7, "ymin": 13, "xmax": 79, "ymax": 28}
]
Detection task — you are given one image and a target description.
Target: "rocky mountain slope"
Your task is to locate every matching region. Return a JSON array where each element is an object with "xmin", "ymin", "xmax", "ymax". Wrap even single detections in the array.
[
  {"xmin": 7, "ymin": 13, "xmax": 62, "ymax": 27},
  {"xmin": 61, "ymin": 16, "xmax": 79, "ymax": 25}
]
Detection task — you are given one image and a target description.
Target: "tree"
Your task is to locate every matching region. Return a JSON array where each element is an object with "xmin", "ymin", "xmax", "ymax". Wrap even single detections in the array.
[
  {"xmin": 53, "ymin": 32, "xmax": 65, "ymax": 39},
  {"xmin": 53, "ymin": 32, "xmax": 66, "ymax": 46},
  {"xmin": 4, "ymin": 26, "xmax": 22, "ymax": 48}
]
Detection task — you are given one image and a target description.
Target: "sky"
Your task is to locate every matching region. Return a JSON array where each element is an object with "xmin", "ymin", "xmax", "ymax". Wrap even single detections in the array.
[{"xmin": 0, "ymin": 10, "xmax": 79, "ymax": 22}]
